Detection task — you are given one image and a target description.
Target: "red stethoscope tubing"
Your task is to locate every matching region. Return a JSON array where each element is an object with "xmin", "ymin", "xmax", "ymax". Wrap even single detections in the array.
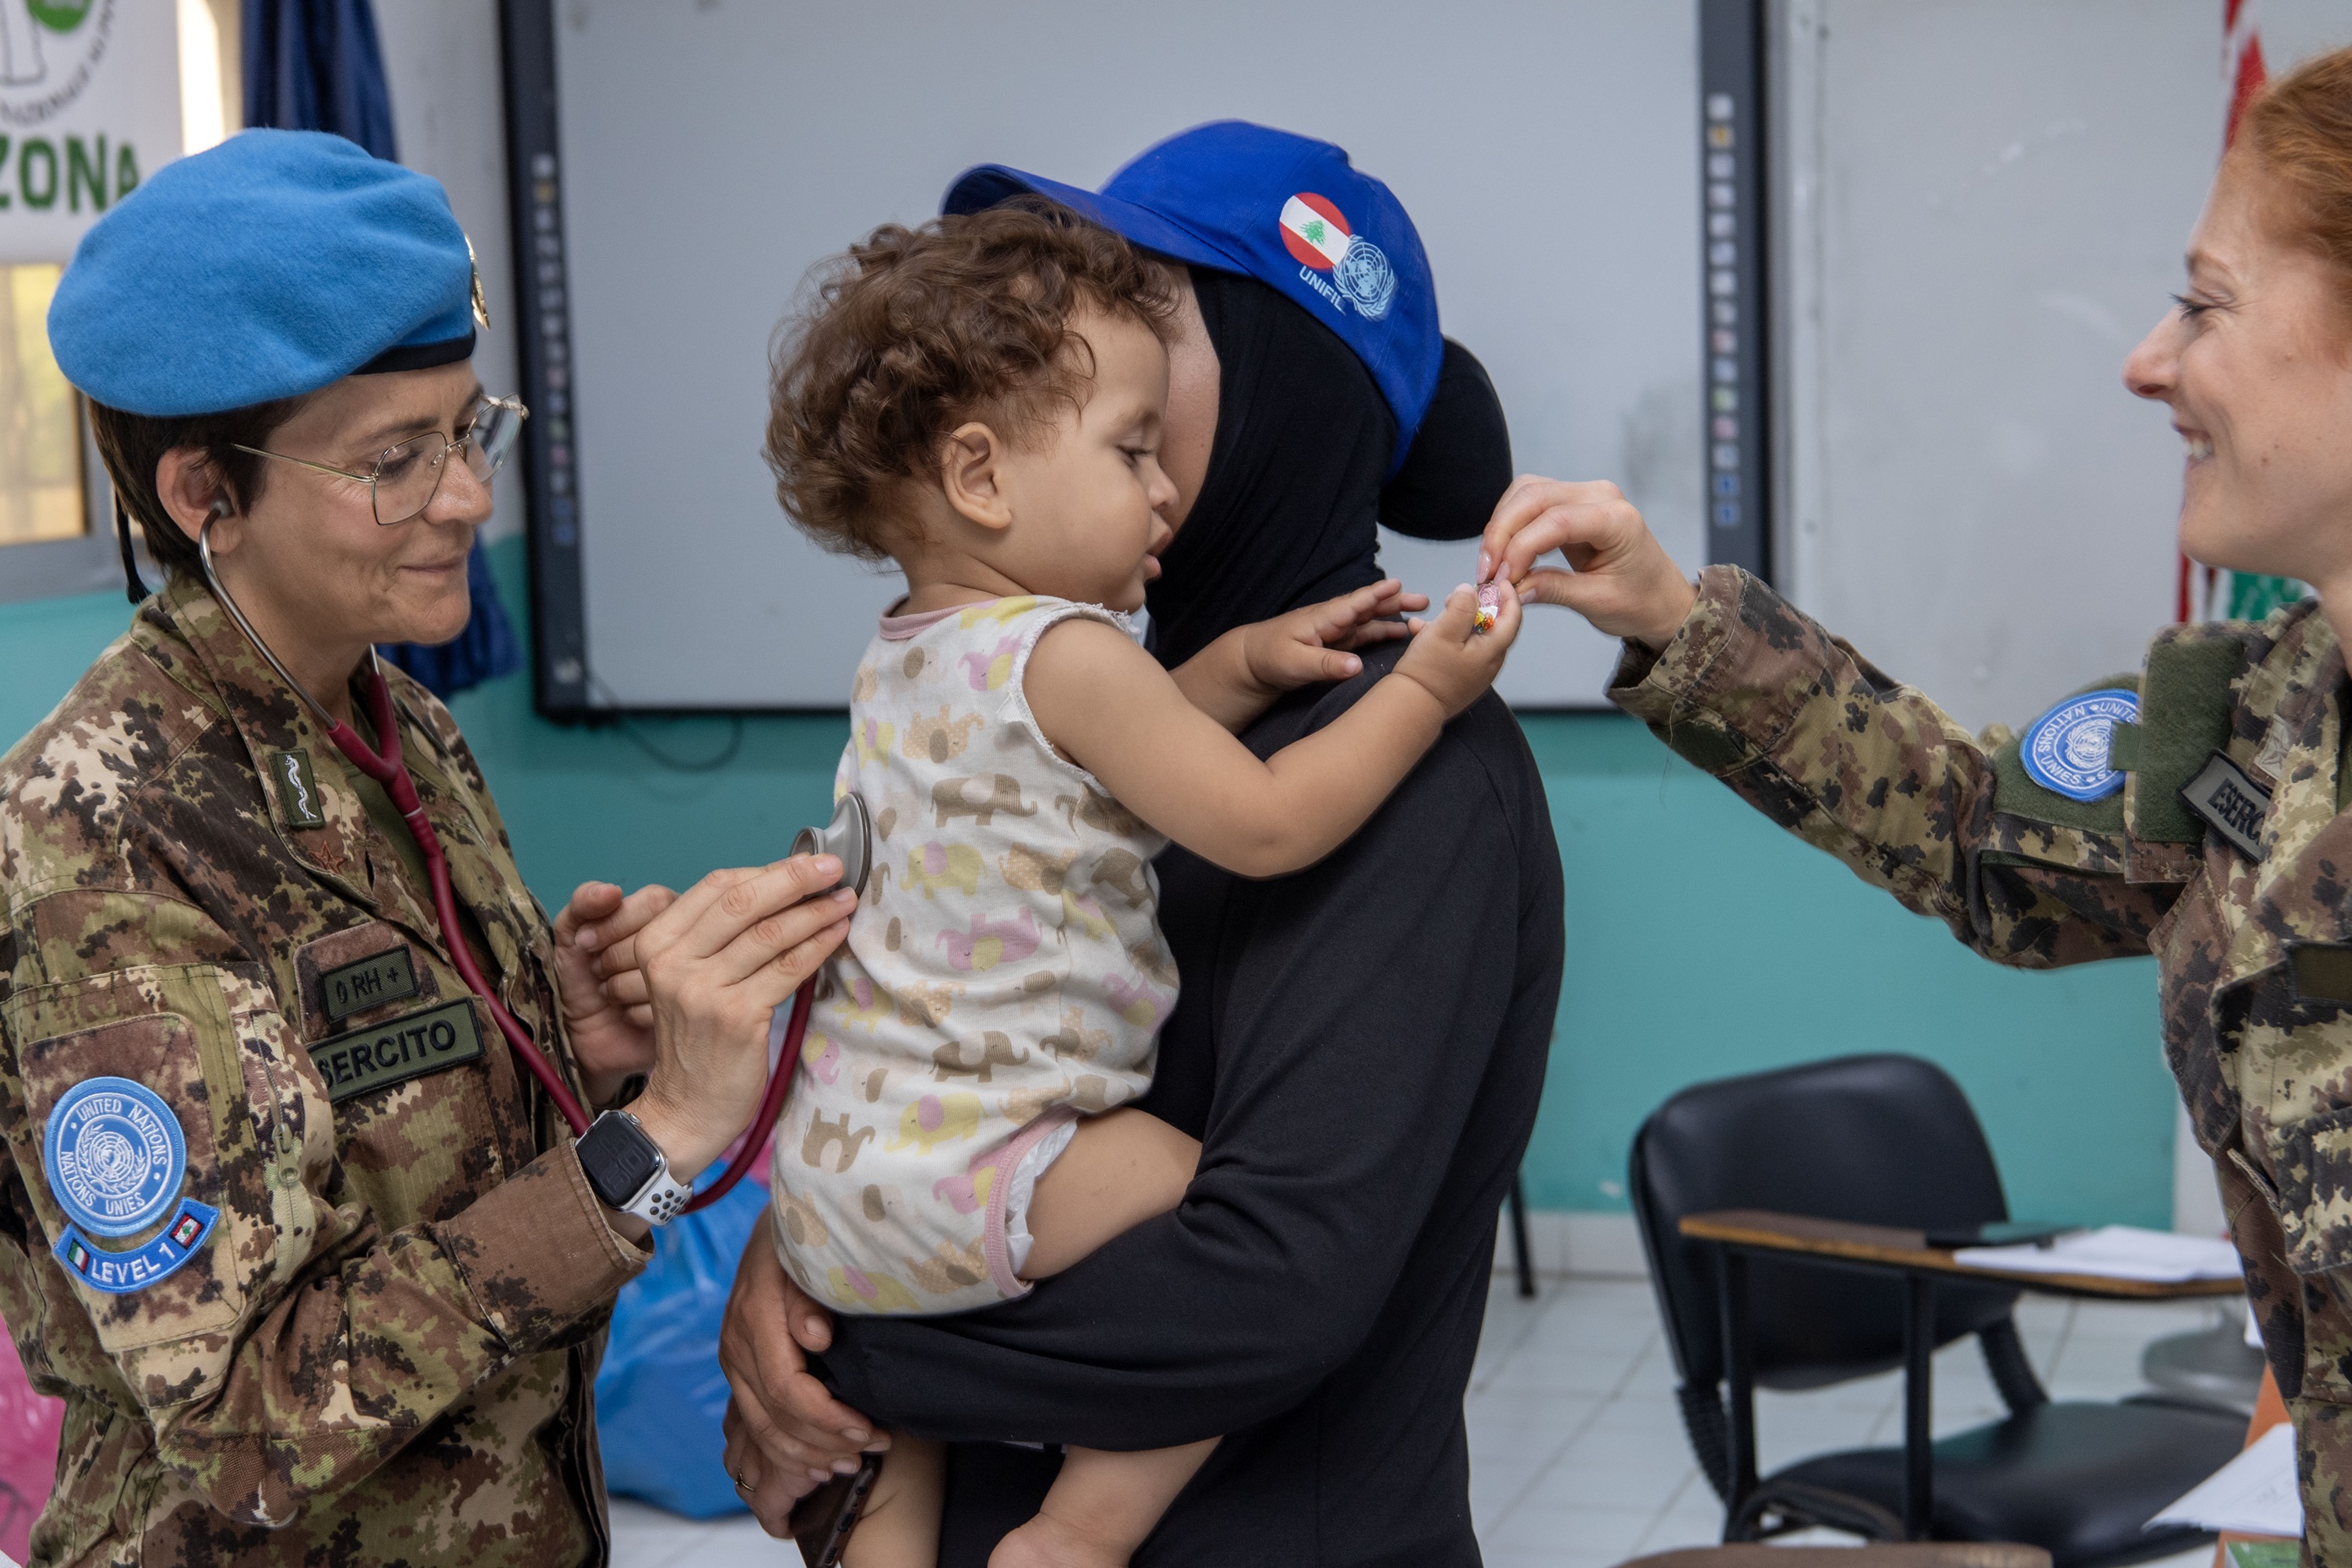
[
  {"xmin": 199, "ymin": 520, "xmax": 802, "ymax": 1215},
  {"xmin": 327, "ymin": 667, "xmax": 804, "ymax": 1214}
]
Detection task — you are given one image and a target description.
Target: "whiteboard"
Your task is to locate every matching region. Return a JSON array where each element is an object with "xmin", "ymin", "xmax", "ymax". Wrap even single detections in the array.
[
  {"xmin": 1776, "ymin": 0, "xmax": 2352, "ymax": 734},
  {"xmin": 549, "ymin": 0, "xmax": 1702, "ymax": 710}
]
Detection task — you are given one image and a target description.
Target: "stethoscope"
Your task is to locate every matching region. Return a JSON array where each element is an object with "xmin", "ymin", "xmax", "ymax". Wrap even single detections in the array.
[{"xmin": 199, "ymin": 519, "xmax": 874, "ymax": 1212}]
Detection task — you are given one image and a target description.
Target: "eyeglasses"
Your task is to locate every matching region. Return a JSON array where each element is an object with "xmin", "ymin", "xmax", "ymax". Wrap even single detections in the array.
[{"xmin": 234, "ymin": 395, "xmax": 530, "ymax": 527}]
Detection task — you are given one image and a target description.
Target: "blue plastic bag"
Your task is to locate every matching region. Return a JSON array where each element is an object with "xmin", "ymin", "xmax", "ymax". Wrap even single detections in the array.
[{"xmin": 594, "ymin": 1179, "xmax": 771, "ymax": 1517}]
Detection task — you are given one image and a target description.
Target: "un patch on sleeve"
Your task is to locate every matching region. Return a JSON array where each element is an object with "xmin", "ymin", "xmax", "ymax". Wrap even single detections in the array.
[
  {"xmin": 42, "ymin": 1076, "xmax": 187, "ymax": 1239},
  {"xmin": 2021, "ymin": 689, "xmax": 2139, "ymax": 803}
]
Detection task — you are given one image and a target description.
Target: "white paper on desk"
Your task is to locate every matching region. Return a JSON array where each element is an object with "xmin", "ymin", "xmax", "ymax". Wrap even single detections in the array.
[
  {"xmin": 2148, "ymin": 1424, "xmax": 2301, "ymax": 1537},
  {"xmin": 1952, "ymin": 1224, "xmax": 2241, "ymax": 1282}
]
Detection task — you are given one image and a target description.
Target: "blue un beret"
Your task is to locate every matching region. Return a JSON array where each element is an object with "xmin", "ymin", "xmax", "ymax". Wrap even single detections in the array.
[
  {"xmin": 945, "ymin": 122, "xmax": 1443, "ymax": 473},
  {"xmin": 48, "ymin": 129, "xmax": 478, "ymax": 417}
]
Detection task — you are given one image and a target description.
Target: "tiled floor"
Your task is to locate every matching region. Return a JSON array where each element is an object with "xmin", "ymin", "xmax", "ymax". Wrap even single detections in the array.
[{"xmin": 608, "ymin": 1273, "xmax": 2244, "ymax": 1568}]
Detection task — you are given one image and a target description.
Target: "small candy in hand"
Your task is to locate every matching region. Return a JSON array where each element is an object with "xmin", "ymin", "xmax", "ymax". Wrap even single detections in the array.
[{"xmin": 1473, "ymin": 580, "xmax": 1505, "ymax": 634}]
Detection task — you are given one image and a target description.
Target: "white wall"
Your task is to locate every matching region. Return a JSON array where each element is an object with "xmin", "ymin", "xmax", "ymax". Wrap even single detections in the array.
[{"xmin": 1774, "ymin": 0, "xmax": 2219, "ymax": 736}]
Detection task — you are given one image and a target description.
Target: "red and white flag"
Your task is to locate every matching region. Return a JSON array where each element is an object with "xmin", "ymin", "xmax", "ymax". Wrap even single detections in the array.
[{"xmin": 1279, "ymin": 193, "xmax": 1352, "ymax": 270}]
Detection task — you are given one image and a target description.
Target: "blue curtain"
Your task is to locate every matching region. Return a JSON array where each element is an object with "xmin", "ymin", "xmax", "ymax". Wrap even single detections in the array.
[
  {"xmin": 242, "ymin": 0, "xmax": 398, "ymax": 161},
  {"xmin": 243, "ymin": 0, "xmax": 523, "ymax": 700}
]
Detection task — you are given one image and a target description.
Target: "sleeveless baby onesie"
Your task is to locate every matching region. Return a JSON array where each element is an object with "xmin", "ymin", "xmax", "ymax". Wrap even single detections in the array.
[{"xmin": 770, "ymin": 596, "xmax": 1174, "ymax": 1315}]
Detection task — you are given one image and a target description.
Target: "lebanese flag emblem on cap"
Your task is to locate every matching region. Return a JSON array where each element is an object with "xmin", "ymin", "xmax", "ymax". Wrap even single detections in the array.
[{"xmin": 1280, "ymin": 193, "xmax": 1352, "ymax": 270}]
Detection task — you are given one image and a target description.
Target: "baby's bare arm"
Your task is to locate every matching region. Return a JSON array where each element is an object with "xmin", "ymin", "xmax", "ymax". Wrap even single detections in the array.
[{"xmin": 1026, "ymin": 586, "xmax": 1518, "ymax": 879}]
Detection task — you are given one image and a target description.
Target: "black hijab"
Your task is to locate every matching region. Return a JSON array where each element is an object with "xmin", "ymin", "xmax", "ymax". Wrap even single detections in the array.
[{"xmin": 1144, "ymin": 269, "xmax": 1512, "ymax": 667}]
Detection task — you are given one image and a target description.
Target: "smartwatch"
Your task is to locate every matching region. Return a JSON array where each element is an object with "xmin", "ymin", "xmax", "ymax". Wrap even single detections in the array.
[{"xmin": 574, "ymin": 1110, "xmax": 693, "ymax": 1226}]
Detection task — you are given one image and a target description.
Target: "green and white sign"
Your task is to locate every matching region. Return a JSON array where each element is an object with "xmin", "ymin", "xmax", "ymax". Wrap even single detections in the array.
[{"xmin": 0, "ymin": 0, "xmax": 181, "ymax": 264}]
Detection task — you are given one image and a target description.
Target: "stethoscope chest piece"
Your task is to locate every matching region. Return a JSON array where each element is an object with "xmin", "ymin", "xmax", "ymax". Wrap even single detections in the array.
[{"xmin": 792, "ymin": 792, "xmax": 873, "ymax": 898}]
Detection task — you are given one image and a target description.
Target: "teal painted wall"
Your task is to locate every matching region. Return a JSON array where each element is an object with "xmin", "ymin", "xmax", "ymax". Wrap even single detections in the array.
[{"xmin": 0, "ymin": 538, "xmax": 2177, "ymax": 1228}]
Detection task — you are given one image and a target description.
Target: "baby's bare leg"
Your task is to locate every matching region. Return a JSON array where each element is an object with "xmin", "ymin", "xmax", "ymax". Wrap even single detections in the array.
[
  {"xmin": 839, "ymin": 1436, "xmax": 942, "ymax": 1568},
  {"xmin": 988, "ymin": 1109, "xmax": 1212, "ymax": 1568},
  {"xmin": 1017, "ymin": 1107, "xmax": 1200, "ymax": 1278},
  {"xmin": 993, "ymin": 1441, "xmax": 1219, "ymax": 1568}
]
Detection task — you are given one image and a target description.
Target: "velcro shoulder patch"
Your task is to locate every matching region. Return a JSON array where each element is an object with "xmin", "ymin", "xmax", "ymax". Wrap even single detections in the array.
[
  {"xmin": 2130, "ymin": 630, "xmax": 2253, "ymax": 844},
  {"xmin": 2292, "ymin": 941, "xmax": 2352, "ymax": 1004}
]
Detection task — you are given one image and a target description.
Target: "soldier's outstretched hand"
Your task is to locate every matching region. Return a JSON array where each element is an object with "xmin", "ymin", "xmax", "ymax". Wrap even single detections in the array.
[{"xmin": 1477, "ymin": 476, "xmax": 1699, "ymax": 650}]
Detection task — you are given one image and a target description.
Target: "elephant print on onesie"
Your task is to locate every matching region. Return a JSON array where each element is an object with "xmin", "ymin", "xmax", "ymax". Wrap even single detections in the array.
[{"xmin": 772, "ymin": 596, "xmax": 1174, "ymax": 1313}]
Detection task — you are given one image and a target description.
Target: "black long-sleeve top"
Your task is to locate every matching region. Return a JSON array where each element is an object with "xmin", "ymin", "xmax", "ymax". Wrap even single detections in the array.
[{"xmin": 818, "ymin": 644, "xmax": 1567, "ymax": 1566}]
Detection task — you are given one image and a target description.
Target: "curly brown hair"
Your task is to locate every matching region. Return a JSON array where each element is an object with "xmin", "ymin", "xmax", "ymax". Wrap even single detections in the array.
[{"xmin": 765, "ymin": 202, "xmax": 1176, "ymax": 561}]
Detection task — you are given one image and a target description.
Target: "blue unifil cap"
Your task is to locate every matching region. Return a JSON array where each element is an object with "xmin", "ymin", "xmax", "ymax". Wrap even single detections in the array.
[
  {"xmin": 945, "ymin": 121, "xmax": 1442, "ymax": 471},
  {"xmin": 48, "ymin": 129, "xmax": 480, "ymax": 418}
]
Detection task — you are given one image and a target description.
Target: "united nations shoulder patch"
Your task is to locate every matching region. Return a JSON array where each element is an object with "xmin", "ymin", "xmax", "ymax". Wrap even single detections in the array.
[
  {"xmin": 2021, "ymin": 689, "xmax": 2139, "ymax": 803},
  {"xmin": 42, "ymin": 1076, "xmax": 187, "ymax": 1239}
]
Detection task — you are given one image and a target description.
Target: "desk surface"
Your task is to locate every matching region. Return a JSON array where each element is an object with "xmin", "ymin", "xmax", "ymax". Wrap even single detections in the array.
[{"xmin": 1679, "ymin": 1209, "xmax": 2246, "ymax": 1300}]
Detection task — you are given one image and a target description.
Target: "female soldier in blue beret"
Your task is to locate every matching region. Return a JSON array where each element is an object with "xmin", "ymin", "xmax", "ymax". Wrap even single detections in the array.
[{"xmin": 0, "ymin": 128, "xmax": 852, "ymax": 1564}]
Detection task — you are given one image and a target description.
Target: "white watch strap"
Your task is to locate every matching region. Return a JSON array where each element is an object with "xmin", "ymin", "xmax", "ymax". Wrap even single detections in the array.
[{"xmin": 620, "ymin": 1160, "xmax": 693, "ymax": 1227}]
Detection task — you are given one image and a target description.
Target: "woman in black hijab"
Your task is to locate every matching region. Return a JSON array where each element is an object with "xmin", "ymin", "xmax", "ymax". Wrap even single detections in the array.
[{"xmin": 719, "ymin": 227, "xmax": 1565, "ymax": 1568}]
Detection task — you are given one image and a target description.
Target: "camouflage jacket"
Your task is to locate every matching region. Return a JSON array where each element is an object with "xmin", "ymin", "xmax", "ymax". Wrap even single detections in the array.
[
  {"xmin": 0, "ymin": 573, "xmax": 647, "ymax": 1566},
  {"xmin": 1614, "ymin": 565, "xmax": 2352, "ymax": 1557}
]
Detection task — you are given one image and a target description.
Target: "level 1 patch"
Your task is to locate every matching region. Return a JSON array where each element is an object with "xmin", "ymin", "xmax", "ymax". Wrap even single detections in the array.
[
  {"xmin": 42, "ymin": 1076, "xmax": 187, "ymax": 1239},
  {"xmin": 2021, "ymin": 689, "xmax": 2138, "ymax": 802},
  {"xmin": 319, "ymin": 945, "xmax": 421, "ymax": 1025},
  {"xmin": 310, "ymin": 998, "xmax": 485, "ymax": 1104},
  {"xmin": 54, "ymin": 1197, "xmax": 217, "ymax": 1295},
  {"xmin": 2181, "ymin": 750, "xmax": 2271, "ymax": 861},
  {"xmin": 267, "ymin": 749, "xmax": 326, "ymax": 829}
]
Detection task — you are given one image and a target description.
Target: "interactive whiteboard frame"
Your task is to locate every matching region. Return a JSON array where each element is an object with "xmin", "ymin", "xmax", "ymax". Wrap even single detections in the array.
[{"xmin": 498, "ymin": 0, "xmax": 1715, "ymax": 717}]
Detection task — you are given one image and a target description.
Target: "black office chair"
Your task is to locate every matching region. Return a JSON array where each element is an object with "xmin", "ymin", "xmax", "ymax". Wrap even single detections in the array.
[{"xmin": 1630, "ymin": 1054, "xmax": 2243, "ymax": 1568}]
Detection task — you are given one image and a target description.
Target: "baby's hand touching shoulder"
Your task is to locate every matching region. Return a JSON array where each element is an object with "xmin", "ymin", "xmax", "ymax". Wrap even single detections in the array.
[
  {"xmin": 1392, "ymin": 581, "xmax": 1523, "ymax": 718},
  {"xmin": 1231, "ymin": 578, "xmax": 1431, "ymax": 695},
  {"xmin": 1168, "ymin": 579, "xmax": 1434, "ymax": 734}
]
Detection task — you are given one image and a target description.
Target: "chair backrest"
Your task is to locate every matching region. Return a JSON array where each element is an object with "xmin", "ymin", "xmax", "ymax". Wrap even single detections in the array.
[{"xmin": 1631, "ymin": 1054, "xmax": 2021, "ymax": 1392}]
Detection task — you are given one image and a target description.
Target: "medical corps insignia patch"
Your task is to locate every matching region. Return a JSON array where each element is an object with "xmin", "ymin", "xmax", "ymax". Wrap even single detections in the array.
[
  {"xmin": 42, "ymin": 1076, "xmax": 215, "ymax": 1295},
  {"xmin": 1278, "ymin": 193, "xmax": 1396, "ymax": 320},
  {"xmin": 2021, "ymin": 689, "xmax": 2138, "ymax": 803}
]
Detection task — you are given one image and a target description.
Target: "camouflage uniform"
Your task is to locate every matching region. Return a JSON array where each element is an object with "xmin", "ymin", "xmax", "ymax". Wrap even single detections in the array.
[
  {"xmin": 1613, "ymin": 564, "xmax": 2352, "ymax": 1565},
  {"xmin": 0, "ymin": 572, "xmax": 648, "ymax": 1566}
]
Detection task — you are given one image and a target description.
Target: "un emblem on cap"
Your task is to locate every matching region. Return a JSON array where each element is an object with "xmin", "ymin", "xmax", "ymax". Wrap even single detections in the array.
[
  {"xmin": 2022, "ymin": 689, "xmax": 2138, "ymax": 803},
  {"xmin": 1278, "ymin": 192, "xmax": 1398, "ymax": 321},
  {"xmin": 43, "ymin": 1076, "xmax": 186, "ymax": 1239}
]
